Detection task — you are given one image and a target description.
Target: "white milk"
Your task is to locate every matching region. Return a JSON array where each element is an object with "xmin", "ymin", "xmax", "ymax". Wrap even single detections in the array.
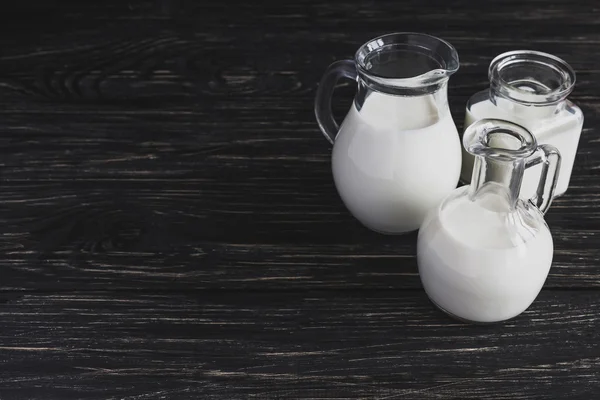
[
  {"xmin": 332, "ymin": 92, "xmax": 461, "ymax": 234},
  {"xmin": 417, "ymin": 188, "xmax": 554, "ymax": 323},
  {"xmin": 461, "ymin": 100, "xmax": 583, "ymax": 199}
]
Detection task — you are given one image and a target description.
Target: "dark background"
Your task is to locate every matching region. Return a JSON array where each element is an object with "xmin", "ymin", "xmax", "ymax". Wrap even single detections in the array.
[{"xmin": 0, "ymin": 0, "xmax": 598, "ymax": 398}]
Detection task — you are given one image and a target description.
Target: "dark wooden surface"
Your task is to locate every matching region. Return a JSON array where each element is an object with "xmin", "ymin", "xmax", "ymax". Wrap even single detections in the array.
[{"xmin": 0, "ymin": 0, "xmax": 599, "ymax": 398}]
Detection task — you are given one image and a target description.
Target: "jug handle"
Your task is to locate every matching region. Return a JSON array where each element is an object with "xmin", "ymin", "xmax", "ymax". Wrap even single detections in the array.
[
  {"xmin": 314, "ymin": 60, "xmax": 358, "ymax": 144},
  {"xmin": 525, "ymin": 144, "xmax": 561, "ymax": 214}
]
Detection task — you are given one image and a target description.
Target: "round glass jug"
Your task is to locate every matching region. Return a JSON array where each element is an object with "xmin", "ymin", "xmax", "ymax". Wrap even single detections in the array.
[
  {"xmin": 315, "ymin": 33, "xmax": 462, "ymax": 234},
  {"xmin": 418, "ymin": 119, "xmax": 561, "ymax": 323}
]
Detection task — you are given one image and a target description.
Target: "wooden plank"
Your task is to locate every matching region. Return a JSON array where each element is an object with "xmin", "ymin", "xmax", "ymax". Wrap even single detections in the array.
[
  {"xmin": 0, "ymin": 113, "xmax": 598, "ymax": 290},
  {"xmin": 0, "ymin": 204, "xmax": 599, "ymax": 291},
  {"xmin": 0, "ymin": 104, "xmax": 598, "ymax": 291},
  {"xmin": 0, "ymin": 37, "xmax": 599, "ymax": 106},
  {"xmin": 0, "ymin": 290, "xmax": 598, "ymax": 398}
]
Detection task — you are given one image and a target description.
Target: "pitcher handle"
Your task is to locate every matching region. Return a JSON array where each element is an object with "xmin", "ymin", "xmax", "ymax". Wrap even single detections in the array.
[
  {"xmin": 314, "ymin": 60, "xmax": 358, "ymax": 144},
  {"xmin": 526, "ymin": 144, "xmax": 561, "ymax": 214}
]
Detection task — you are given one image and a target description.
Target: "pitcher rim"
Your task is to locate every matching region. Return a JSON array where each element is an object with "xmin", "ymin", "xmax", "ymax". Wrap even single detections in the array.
[{"xmin": 354, "ymin": 32, "xmax": 460, "ymax": 88}]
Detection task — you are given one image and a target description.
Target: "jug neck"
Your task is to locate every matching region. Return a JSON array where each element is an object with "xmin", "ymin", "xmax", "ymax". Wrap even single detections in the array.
[
  {"xmin": 355, "ymin": 77, "xmax": 450, "ymax": 110},
  {"xmin": 464, "ymin": 119, "xmax": 540, "ymax": 212},
  {"xmin": 469, "ymin": 156, "xmax": 526, "ymax": 211}
]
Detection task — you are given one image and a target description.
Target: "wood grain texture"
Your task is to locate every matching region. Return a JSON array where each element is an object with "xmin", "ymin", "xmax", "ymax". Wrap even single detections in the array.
[
  {"xmin": 0, "ymin": 0, "xmax": 599, "ymax": 398},
  {"xmin": 0, "ymin": 291, "xmax": 598, "ymax": 399}
]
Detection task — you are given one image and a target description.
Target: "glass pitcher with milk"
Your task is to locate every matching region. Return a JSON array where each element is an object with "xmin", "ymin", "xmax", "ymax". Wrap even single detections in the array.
[
  {"xmin": 315, "ymin": 33, "xmax": 462, "ymax": 234},
  {"xmin": 418, "ymin": 119, "xmax": 561, "ymax": 323},
  {"xmin": 461, "ymin": 50, "xmax": 583, "ymax": 200}
]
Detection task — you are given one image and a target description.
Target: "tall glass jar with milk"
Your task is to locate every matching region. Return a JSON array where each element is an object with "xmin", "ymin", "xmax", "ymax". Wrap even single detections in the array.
[
  {"xmin": 315, "ymin": 33, "xmax": 462, "ymax": 234},
  {"xmin": 418, "ymin": 119, "xmax": 561, "ymax": 323},
  {"xmin": 461, "ymin": 50, "xmax": 583, "ymax": 200}
]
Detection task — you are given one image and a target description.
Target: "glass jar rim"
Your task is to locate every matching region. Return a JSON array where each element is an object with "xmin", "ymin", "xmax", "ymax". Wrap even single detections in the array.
[{"xmin": 489, "ymin": 50, "xmax": 576, "ymax": 105}]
